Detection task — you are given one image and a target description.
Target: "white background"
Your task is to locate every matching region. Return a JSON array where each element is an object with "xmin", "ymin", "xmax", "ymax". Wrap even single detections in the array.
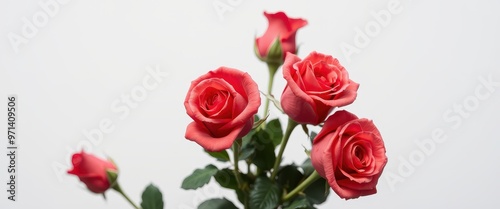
[{"xmin": 1, "ymin": 0, "xmax": 500, "ymax": 208}]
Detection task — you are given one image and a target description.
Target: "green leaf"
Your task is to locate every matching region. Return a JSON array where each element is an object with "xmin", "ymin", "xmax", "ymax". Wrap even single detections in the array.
[
  {"xmin": 235, "ymin": 189, "xmax": 248, "ymax": 205},
  {"xmin": 254, "ymin": 39, "xmax": 265, "ymax": 61},
  {"xmin": 303, "ymin": 145, "xmax": 311, "ymax": 157},
  {"xmin": 300, "ymin": 159, "xmax": 314, "ymax": 176},
  {"xmin": 105, "ymin": 169, "xmax": 119, "ymax": 188},
  {"xmin": 241, "ymin": 128, "xmax": 256, "ymax": 150},
  {"xmin": 260, "ymin": 91, "xmax": 284, "ymax": 113},
  {"xmin": 140, "ymin": 184, "xmax": 164, "ymax": 209},
  {"xmin": 265, "ymin": 36, "xmax": 284, "ymax": 63},
  {"xmin": 249, "ymin": 177, "xmax": 281, "ymax": 209},
  {"xmin": 252, "ymin": 114, "xmax": 269, "ymax": 129},
  {"xmin": 239, "ymin": 144, "xmax": 255, "ymax": 161},
  {"xmin": 214, "ymin": 169, "xmax": 238, "ymax": 190},
  {"xmin": 309, "ymin": 131, "xmax": 317, "ymax": 144},
  {"xmin": 239, "ymin": 129, "xmax": 257, "ymax": 161},
  {"xmin": 251, "ymin": 131, "xmax": 276, "ymax": 171},
  {"xmin": 278, "ymin": 165, "xmax": 303, "ymax": 190},
  {"xmin": 205, "ymin": 150, "xmax": 230, "ymax": 162},
  {"xmin": 236, "ymin": 189, "xmax": 246, "ymax": 205},
  {"xmin": 181, "ymin": 165, "xmax": 218, "ymax": 190},
  {"xmin": 198, "ymin": 198, "xmax": 238, "ymax": 209},
  {"xmin": 284, "ymin": 196, "xmax": 314, "ymax": 209},
  {"xmin": 266, "ymin": 118, "xmax": 283, "ymax": 147},
  {"xmin": 304, "ymin": 177, "xmax": 330, "ymax": 204}
]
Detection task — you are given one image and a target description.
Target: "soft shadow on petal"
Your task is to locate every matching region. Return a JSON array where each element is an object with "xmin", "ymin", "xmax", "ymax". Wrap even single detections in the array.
[{"xmin": 185, "ymin": 122, "xmax": 243, "ymax": 152}]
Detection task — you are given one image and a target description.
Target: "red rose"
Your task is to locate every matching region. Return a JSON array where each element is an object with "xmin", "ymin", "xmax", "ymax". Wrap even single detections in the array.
[
  {"xmin": 255, "ymin": 11, "xmax": 307, "ymax": 63},
  {"xmin": 311, "ymin": 110, "xmax": 387, "ymax": 199},
  {"xmin": 184, "ymin": 67, "xmax": 261, "ymax": 151},
  {"xmin": 67, "ymin": 151, "xmax": 118, "ymax": 193},
  {"xmin": 280, "ymin": 51, "xmax": 359, "ymax": 125}
]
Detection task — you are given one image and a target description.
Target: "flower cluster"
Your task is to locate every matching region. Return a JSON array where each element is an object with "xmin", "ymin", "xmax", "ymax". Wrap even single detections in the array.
[
  {"xmin": 66, "ymin": 10, "xmax": 388, "ymax": 209},
  {"xmin": 182, "ymin": 11, "xmax": 388, "ymax": 208}
]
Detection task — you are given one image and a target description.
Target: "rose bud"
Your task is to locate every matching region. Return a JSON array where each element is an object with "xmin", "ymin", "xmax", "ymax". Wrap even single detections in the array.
[
  {"xmin": 184, "ymin": 67, "xmax": 261, "ymax": 152},
  {"xmin": 281, "ymin": 51, "xmax": 359, "ymax": 125},
  {"xmin": 255, "ymin": 11, "xmax": 307, "ymax": 64},
  {"xmin": 311, "ymin": 110, "xmax": 387, "ymax": 199},
  {"xmin": 67, "ymin": 151, "xmax": 118, "ymax": 193}
]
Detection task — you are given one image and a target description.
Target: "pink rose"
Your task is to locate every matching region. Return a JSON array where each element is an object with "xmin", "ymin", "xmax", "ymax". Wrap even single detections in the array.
[
  {"xmin": 311, "ymin": 110, "xmax": 387, "ymax": 199},
  {"xmin": 255, "ymin": 11, "xmax": 307, "ymax": 63},
  {"xmin": 281, "ymin": 51, "xmax": 359, "ymax": 125},
  {"xmin": 67, "ymin": 151, "xmax": 118, "ymax": 193},
  {"xmin": 184, "ymin": 67, "xmax": 261, "ymax": 151}
]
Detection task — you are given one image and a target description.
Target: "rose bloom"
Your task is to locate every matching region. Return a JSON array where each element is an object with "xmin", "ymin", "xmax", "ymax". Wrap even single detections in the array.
[
  {"xmin": 281, "ymin": 51, "xmax": 359, "ymax": 125},
  {"xmin": 311, "ymin": 110, "xmax": 387, "ymax": 199},
  {"xmin": 67, "ymin": 151, "xmax": 118, "ymax": 193},
  {"xmin": 255, "ymin": 11, "xmax": 307, "ymax": 62},
  {"xmin": 184, "ymin": 67, "xmax": 261, "ymax": 151}
]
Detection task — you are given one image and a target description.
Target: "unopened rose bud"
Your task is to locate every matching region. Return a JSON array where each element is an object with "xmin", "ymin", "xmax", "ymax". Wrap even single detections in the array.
[
  {"xmin": 255, "ymin": 11, "xmax": 307, "ymax": 65},
  {"xmin": 67, "ymin": 151, "xmax": 118, "ymax": 193}
]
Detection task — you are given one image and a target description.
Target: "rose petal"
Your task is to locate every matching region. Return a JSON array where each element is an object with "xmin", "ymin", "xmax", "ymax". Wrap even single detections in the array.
[
  {"xmin": 185, "ymin": 121, "xmax": 244, "ymax": 152},
  {"xmin": 281, "ymin": 52, "xmax": 359, "ymax": 124},
  {"xmin": 312, "ymin": 110, "xmax": 358, "ymax": 144},
  {"xmin": 310, "ymin": 110, "xmax": 387, "ymax": 200}
]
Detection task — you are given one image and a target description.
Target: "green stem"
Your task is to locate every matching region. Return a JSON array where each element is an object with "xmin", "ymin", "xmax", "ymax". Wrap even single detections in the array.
[
  {"xmin": 256, "ymin": 167, "xmax": 262, "ymax": 176},
  {"xmin": 232, "ymin": 139, "xmax": 244, "ymax": 189},
  {"xmin": 261, "ymin": 62, "xmax": 281, "ymax": 128},
  {"xmin": 113, "ymin": 183, "xmax": 141, "ymax": 209},
  {"xmin": 282, "ymin": 171, "xmax": 321, "ymax": 202},
  {"xmin": 270, "ymin": 118, "xmax": 298, "ymax": 181},
  {"xmin": 244, "ymin": 195, "xmax": 250, "ymax": 209},
  {"xmin": 233, "ymin": 139, "xmax": 250, "ymax": 209}
]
